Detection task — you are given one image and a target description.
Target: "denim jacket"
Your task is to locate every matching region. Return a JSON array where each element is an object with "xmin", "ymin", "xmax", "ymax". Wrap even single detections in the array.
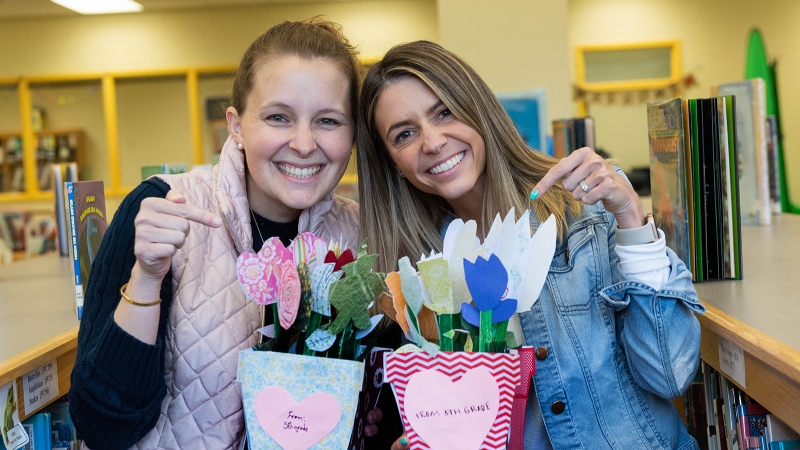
[{"xmin": 518, "ymin": 202, "xmax": 704, "ymax": 449}]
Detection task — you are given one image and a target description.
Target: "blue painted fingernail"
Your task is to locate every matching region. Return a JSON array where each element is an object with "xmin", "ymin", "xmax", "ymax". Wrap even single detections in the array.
[
  {"xmin": 529, "ymin": 189, "xmax": 539, "ymax": 201},
  {"xmin": 400, "ymin": 437, "xmax": 408, "ymax": 446}
]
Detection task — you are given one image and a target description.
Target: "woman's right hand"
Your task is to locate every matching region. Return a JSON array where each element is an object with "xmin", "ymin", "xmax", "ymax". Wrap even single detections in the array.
[
  {"xmin": 115, "ymin": 190, "xmax": 221, "ymax": 345},
  {"xmin": 133, "ymin": 190, "xmax": 222, "ymax": 282}
]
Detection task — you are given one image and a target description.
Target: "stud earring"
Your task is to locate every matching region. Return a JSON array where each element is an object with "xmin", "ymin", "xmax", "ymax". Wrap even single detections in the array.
[
  {"xmin": 237, "ymin": 142, "xmax": 244, "ymax": 150},
  {"xmin": 399, "ymin": 171, "xmax": 405, "ymax": 178}
]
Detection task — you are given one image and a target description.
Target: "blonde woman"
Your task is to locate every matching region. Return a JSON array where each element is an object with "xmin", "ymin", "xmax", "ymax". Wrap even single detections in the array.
[{"xmin": 358, "ymin": 41, "xmax": 704, "ymax": 450}]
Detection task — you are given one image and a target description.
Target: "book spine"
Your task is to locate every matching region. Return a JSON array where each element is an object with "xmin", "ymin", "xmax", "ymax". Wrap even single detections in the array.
[{"xmin": 66, "ymin": 182, "xmax": 83, "ymax": 320}]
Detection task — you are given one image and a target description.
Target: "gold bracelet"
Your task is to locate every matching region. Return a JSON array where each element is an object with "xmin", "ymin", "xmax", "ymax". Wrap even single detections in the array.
[{"xmin": 120, "ymin": 283, "xmax": 162, "ymax": 307}]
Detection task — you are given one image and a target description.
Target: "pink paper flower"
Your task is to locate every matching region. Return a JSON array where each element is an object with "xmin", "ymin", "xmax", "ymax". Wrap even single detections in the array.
[
  {"xmin": 277, "ymin": 259, "xmax": 301, "ymax": 330},
  {"xmin": 236, "ymin": 237, "xmax": 292, "ymax": 306},
  {"xmin": 237, "ymin": 253, "xmax": 278, "ymax": 305},
  {"xmin": 290, "ymin": 232, "xmax": 327, "ymax": 267}
]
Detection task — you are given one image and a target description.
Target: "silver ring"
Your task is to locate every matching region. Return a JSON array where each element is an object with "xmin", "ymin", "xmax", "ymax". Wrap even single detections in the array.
[{"xmin": 579, "ymin": 179, "xmax": 591, "ymax": 193}]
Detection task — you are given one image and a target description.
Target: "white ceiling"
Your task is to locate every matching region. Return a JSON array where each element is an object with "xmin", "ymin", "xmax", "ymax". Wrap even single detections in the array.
[{"xmin": 0, "ymin": 0, "xmax": 345, "ymax": 19}]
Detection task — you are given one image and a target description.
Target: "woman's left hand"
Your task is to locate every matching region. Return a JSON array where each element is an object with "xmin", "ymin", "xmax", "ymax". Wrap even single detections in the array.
[{"xmin": 532, "ymin": 147, "xmax": 644, "ymax": 229}]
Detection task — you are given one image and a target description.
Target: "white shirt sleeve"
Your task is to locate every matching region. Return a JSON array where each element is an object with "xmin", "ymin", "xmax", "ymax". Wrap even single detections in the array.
[{"xmin": 614, "ymin": 229, "xmax": 670, "ymax": 291}]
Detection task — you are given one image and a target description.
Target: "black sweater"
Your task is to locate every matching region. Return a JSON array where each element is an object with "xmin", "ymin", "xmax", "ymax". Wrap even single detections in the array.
[{"xmin": 68, "ymin": 178, "xmax": 298, "ymax": 449}]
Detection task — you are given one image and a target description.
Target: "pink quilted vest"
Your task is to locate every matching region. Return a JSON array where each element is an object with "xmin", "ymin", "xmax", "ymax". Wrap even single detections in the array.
[{"xmin": 131, "ymin": 137, "xmax": 360, "ymax": 449}]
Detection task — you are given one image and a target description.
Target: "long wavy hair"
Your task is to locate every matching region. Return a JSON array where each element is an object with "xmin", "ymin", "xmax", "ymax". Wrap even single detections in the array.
[{"xmin": 357, "ymin": 40, "xmax": 581, "ymax": 272}]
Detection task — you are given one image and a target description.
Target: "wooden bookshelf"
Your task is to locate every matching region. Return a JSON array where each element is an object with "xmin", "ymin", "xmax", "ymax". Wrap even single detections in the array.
[
  {"xmin": 694, "ymin": 213, "xmax": 800, "ymax": 433},
  {"xmin": 0, "ymin": 129, "xmax": 84, "ymax": 194}
]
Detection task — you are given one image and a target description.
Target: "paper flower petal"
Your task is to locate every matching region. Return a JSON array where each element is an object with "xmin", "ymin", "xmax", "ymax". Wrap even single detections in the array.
[
  {"xmin": 418, "ymin": 257, "xmax": 454, "ymax": 314},
  {"xmin": 461, "ymin": 302, "xmax": 481, "ymax": 328},
  {"xmin": 277, "ymin": 260, "xmax": 301, "ymax": 330},
  {"xmin": 520, "ymin": 214, "xmax": 558, "ymax": 311},
  {"xmin": 290, "ymin": 232, "xmax": 326, "ymax": 268},
  {"xmin": 310, "ymin": 262, "xmax": 341, "ymax": 316},
  {"xmin": 491, "ymin": 299, "xmax": 517, "ymax": 324},
  {"xmin": 447, "ymin": 219, "xmax": 478, "ymax": 312},
  {"xmin": 399, "ymin": 257, "xmax": 424, "ymax": 315},
  {"xmin": 236, "ymin": 252, "xmax": 278, "ymax": 305},
  {"xmin": 257, "ymin": 325, "xmax": 274, "ymax": 338},
  {"xmin": 464, "ymin": 254, "xmax": 507, "ymax": 311},
  {"xmin": 355, "ymin": 314, "xmax": 384, "ymax": 339}
]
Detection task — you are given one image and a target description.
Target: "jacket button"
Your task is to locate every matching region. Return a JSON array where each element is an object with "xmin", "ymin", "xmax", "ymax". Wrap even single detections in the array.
[
  {"xmin": 535, "ymin": 346, "xmax": 549, "ymax": 360},
  {"xmin": 551, "ymin": 400, "xmax": 565, "ymax": 414}
]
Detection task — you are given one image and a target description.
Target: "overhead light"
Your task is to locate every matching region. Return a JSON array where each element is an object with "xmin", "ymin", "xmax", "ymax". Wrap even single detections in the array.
[{"xmin": 51, "ymin": 0, "xmax": 143, "ymax": 14}]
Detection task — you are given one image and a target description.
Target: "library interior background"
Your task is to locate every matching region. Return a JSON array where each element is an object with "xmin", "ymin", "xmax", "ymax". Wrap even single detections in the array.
[{"xmin": 1, "ymin": 0, "xmax": 799, "ymax": 449}]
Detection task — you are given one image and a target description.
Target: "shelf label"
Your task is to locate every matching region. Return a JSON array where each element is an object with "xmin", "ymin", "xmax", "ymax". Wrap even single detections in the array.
[
  {"xmin": 22, "ymin": 358, "xmax": 59, "ymax": 415},
  {"xmin": 1, "ymin": 380, "xmax": 30, "ymax": 450},
  {"xmin": 718, "ymin": 336, "xmax": 746, "ymax": 388}
]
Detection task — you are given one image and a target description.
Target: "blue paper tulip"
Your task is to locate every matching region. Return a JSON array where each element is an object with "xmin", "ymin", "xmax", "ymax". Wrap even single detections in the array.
[
  {"xmin": 464, "ymin": 254, "xmax": 507, "ymax": 311},
  {"xmin": 462, "ymin": 254, "xmax": 518, "ymax": 327}
]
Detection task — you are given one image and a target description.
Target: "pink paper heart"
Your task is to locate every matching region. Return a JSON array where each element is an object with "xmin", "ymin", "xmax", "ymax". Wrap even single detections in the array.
[
  {"xmin": 404, "ymin": 368, "xmax": 499, "ymax": 450},
  {"xmin": 277, "ymin": 259, "xmax": 301, "ymax": 329},
  {"xmin": 254, "ymin": 386, "xmax": 341, "ymax": 450}
]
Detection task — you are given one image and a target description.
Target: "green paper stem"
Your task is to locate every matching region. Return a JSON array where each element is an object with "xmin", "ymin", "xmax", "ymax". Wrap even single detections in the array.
[
  {"xmin": 479, "ymin": 310, "xmax": 494, "ymax": 352},
  {"xmin": 438, "ymin": 314, "xmax": 455, "ymax": 351},
  {"xmin": 302, "ymin": 312, "xmax": 323, "ymax": 356},
  {"xmin": 273, "ymin": 304, "xmax": 291, "ymax": 353},
  {"xmin": 493, "ymin": 319, "xmax": 509, "ymax": 353},
  {"xmin": 338, "ymin": 321, "xmax": 355, "ymax": 360}
]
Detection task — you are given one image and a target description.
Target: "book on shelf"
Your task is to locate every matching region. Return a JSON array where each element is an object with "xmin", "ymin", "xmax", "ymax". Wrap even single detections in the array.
[
  {"xmin": 52, "ymin": 163, "xmax": 78, "ymax": 257},
  {"xmin": 713, "ymin": 79, "xmax": 770, "ymax": 226},
  {"xmin": 648, "ymin": 98, "xmax": 692, "ymax": 274},
  {"xmin": 765, "ymin": 116, "xmax": 782, "ymax": 215},
  {"xmin": 649, "ymin": 97, "xmax": 742, "ymax": 281},
  {"xmin": 65, "ymin": 180, "xmax": 107, "ymax": 320},
  {"xmin": 552, "ymin": 117, "xmax": 596, "ymax": 158}
]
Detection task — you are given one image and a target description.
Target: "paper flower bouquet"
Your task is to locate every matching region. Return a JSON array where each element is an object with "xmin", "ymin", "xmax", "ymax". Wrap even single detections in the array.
[
  {"xmin": 236, "ymin": 234, "xmax": 387, "ymax": 450},
  {"xmin": 381, "ymin": 209, "xmax": 558, "ymax": 450}
]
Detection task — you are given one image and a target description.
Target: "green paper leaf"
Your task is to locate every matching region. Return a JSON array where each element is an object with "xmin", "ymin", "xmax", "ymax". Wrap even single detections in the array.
[
  {"xmin": 442, "ymin": 330, "xmax": 456, "ymax": 339},
  {"xmin": 464, "ymin": 335, "xmax": 474, "ymax": 352},
  {"xmin": 406, "ymin": 304, "xmax": 419, "ymax": 331},
  {"xmin": 506, "ymin": 331, "xmax": 519, "ymax": 349},
  {"xmin": 326, "ymin": 242, "xmax": 386, "ymax": 335},
  {"xmin": 438, "ymin": 313, "xmax": 454, "ymax": 351},
  {"xmin": 305, "ymin": 328, "xmax": 337, "ymax": 352}
]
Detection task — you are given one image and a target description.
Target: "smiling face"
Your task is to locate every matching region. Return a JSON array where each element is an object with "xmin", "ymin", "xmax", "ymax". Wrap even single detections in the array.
[
  {"xmin": 374, "ymin": 76, "xmax": 486, "ymax": 208},
  {"xmin": 227, "ymin": 55, "xmax": 353, "ymax": 222}
]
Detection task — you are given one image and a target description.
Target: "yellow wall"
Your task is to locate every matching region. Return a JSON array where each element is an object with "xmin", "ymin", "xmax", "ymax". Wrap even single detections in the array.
[
  {"xmin": 570, "ymin": 0, "xmax": 800, "ymax": 202},
  {"xmin": 437, "ymin": 0, "xmax": 574, "ymax": 127}
]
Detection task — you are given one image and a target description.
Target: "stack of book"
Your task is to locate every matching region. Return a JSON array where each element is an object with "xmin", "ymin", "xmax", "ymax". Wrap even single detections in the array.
[
  {"xmin": 687, "ymin": 362, "xmax": 800, "ymax": 450},
  {"xmin": 647, "ymin": 97, "xmax": 742, "ymax": 281},
  {"xmin": 712, "ymin": 80, "xmax": 772, "ymax": 226},
  {"xmin": 552, "ymin": 117, "xmax": 595, "ymax": 158}
]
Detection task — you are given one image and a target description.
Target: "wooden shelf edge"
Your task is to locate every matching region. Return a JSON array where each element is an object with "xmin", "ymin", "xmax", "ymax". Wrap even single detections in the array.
[
  {"xmin": 697, "ymin": 301, "xmax": 800, "ymax": 386},
  {"xmin": 0, "ymin": 327, "xmax": 78, "ymax": 387}
]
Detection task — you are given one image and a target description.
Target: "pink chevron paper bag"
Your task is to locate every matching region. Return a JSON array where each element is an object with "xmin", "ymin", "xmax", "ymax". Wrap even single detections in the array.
[{"xmin": 385, "ymin": 352, "xmax": 521, "ymax": 450}]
